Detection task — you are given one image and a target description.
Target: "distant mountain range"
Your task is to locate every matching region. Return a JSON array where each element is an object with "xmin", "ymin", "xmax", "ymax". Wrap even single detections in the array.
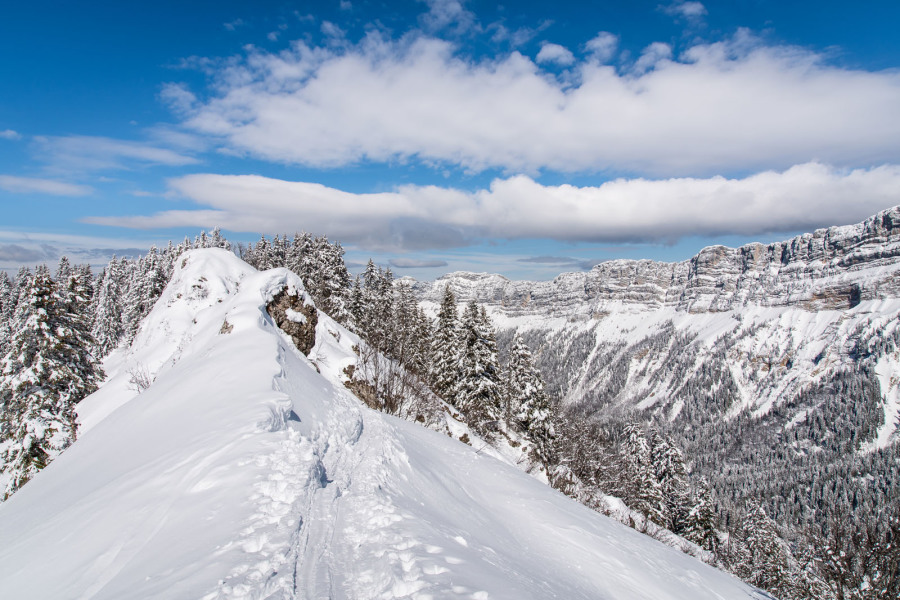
[{"xmin": 410, "ymin": 206, "xmax": 900, "ymax": 548}]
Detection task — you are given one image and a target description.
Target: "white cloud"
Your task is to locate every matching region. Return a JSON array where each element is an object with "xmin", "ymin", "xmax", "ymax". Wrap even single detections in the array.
[
  {"xmin": 223, "ymin": 19, "xmax": 245, "ymax": 32},
  {"xmin": 35, "ymin": 135, "xmax": 199, "ymax": 172},
  {"xmin": 418, "ymin": 0, "xmax": 477, "ymax": 34},
  {"xmin": 661, "ymin": 2, "xmax": 707, "ymax": 20},
  {"xmin": 632, "ymin": 42, "xmax": 672, "ymax": 74},
  {"xmin": 85, "ymin": 163, "xmax": 900, "ymax": 250},
  {"xmin": 0, "ymin": 175, "xmax": 93, "ymax": 196},
  {"xmin": 0, "ymin": 129, "xmax": 21, "ymax": 140},
  {"xmin": 321, "ymin": 21, "xmax": 345, "ymax": 39},
  {"xmin": 585, "ymin": 32, "xmax": 618, "ymax": 63},
  {"xmin": 0, "ymin": 230, "xmax": 162, "ymax": 269},
  {"xmin": 159, "ymin": 83, "xmax": 197, "ymax": 116},
  {"xmin": 172, "ymin": 32, "xmax": 900, "ymax": 175},
  {"xmin": 536, "ymin": 43, "xmax": 575, "ymax": 66}
]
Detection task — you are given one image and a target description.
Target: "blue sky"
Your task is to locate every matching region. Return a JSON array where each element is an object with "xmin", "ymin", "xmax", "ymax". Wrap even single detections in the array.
[{"xmin": 2, "ymin": 1, "xmax": 900, "ymax": 280}]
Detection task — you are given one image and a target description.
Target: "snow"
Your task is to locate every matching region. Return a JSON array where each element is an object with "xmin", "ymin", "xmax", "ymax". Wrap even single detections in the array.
[
  {"xmin": 0, "ymin": 249, "xmax": 769, "ymax": 600},
  {"xmin": 867, "ymin": 352, "xmax": 900, "ymax": 450}
]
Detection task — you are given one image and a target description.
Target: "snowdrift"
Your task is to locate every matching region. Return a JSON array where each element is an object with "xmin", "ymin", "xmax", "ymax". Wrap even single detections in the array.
[{"xmin": 0, "ymin": 249, "xmax": 769, "ymax": 599}]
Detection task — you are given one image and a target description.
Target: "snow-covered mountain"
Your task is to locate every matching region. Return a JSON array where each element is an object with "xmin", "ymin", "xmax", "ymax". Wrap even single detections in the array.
[
  {"xmin": 409, "ymin": 206, "xmax": 900, "ymax": 545},
  {"xmin": 411, "ymin": 206, "xmax": 900, "ymax": 435},
  {"xmin": 0, "ymin": 249, "xmax": 767, "ymax": 600}
]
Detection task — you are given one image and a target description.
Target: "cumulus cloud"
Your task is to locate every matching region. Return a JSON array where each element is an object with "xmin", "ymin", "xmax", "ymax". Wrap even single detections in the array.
[
  {"xmin": 632, "ymin": 42, "xmax": 673, "ymax": 74},
  {"xmin": 34, "ymin": 135, "xmax": 199, "ymax": 172},
  {"xmin": 536, "ymin": 43, "xmax": 575, "ymax": 66},
  {"xmin": 170, "ymin": 31, "xmax": 900, "ymax": 175},
  {"xmin": 85, "ymin": 163, "xmax": 900, "ymax": 251},
  {"xmin": 389, "ymin": 258, "xmax": 449, "ymax": 268},
  {"xmin": 418, "ymin": 0, "xmax": 477, "ymax": 34},
  {"xmin": 585, "ymin": 32, "xmax": 618, "ymax": 63},
  {"xmin": 0, "ymin": 129, "xmax": 21, "ymax": 140},
  {"xmin": 0, "ymin": 175, "xmax": 93, "ymax": 196}
]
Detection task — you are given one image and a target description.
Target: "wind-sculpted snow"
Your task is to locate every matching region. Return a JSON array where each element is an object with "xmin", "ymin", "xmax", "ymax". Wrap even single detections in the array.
[{"xmin": 0, "ymin": 249, "xmax": 768, "ymax": 599}]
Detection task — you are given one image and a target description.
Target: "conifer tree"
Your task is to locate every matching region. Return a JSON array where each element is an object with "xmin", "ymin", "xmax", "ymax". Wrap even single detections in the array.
[
  {"xmin": 729, "ymin": 502, "xmax": 796, "ymax": 599},
  {"xmin": 209, "ymin": 226, "xmax": 230, "ymax": 250},
  {"xmin": 123, "ymin": 247, "xmax": 168, "ymax": 342},
  {"xmin": 683, "ymin": 478, "xmax": 720, "ymax": 552},
  {"xmin": 0, "ymin": 272, "xmax": 13, "ymax": 356},
  {"xmin": 504, "ymin": 332, "xmax": 555, "ymax": 463},
  {"xmin": 430, "ymin": 285, "xmax": 460, "ymax": 401},
  {"xmin": 649, "ymin": 428, "xmax": 692, "ymax": 532},
  {"xmin": 0, "ymin": 267, "xmax": 102, "ymax": 498},
  {"xmin": 91, "ymin": 256, "xmax": 127, "ymax": 356},
  {"xmin": 622, "ymin": 422, "xmax": 667, "ymax": 526},
  {"xmin": 455, "ymin": 300, "xmax": 503, "ymax": 433}
]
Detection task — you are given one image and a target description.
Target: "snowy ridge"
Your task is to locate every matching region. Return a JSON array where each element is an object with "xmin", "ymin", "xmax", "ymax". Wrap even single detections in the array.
[{"xmin": 0, "ymin": 249, "xmax": 768, "ymax": 599}]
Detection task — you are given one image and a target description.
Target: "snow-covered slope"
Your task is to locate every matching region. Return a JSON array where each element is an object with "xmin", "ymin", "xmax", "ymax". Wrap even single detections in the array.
[
  {"xmin": 0, "ymin": 249, "xmax": 767, "ymax": 600},
  {"xmin": 411, "ymin": 207, "xmax": 900, "ymax": 445}
]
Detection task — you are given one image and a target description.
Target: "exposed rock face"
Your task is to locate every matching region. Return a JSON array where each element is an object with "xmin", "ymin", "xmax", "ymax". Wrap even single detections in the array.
[
  {"xmin": 266, "ymin": 289, "xmax": 317, "ymax": 355},
  {"xmin": 410, "ymin": 206, "xmax": 900, "ymax": 316}
]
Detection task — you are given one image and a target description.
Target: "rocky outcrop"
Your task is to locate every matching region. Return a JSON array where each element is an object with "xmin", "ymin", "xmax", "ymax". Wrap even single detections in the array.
[
  {"xmin": 266, "ymin": 288, "xmax": 317, "ymax": 354},
  {"xmin": 410, "ymin": 206, "xmax": 900, "ymax": 315}
]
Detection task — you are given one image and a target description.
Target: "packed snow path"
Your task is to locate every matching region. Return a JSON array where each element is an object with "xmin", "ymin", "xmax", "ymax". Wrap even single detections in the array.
[{"xmin": 0, "ymin": 250, "xmax": 770, "ymax": 600}]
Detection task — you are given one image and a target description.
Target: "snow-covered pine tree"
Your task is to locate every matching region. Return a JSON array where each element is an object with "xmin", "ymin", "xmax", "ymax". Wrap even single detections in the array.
[
  {"xmin": 347, "ymin": 276, "xmax": 365, "ymax": 332},
  {"xmin": 504, "ymin": 332, "xmax": 555, "ymax": 464},
  {"xmin": 54, "ymin": 256, "xmax": 72, "ymax": 282},
  {"xmin": 648, "ymin": 428, "xmax": 692, "ymax": 533},
  {"xmin": 0, "ymin": 266, "xmax": 102, "ymax": 499},
  {"xmin": 429, "ymin": 285, "xmax": 460, "ymax": 402},
  {"xmin": 271, "ymin": 234, "xmax": 289, "ymax": 268},
  {"xmin": 728, "ymin": 502, "xmax": 797, "ymax": 600},
  {"xmin": 393, "ymin": 283, "xmax": 431, "ymax": 377},
  {"xmin": 305, "ymin": 236, "xmax": 350, "ymax": 321},
  {"xmin": 56, "ymin": 266, "xmax": 104, "ymax": 406},
  {"xmin": 123, "ymin": 246, "xmax": 169, "ymax": 343},
  {"xmin": 682, "ymin": 477, "xmax": 720, "ymax": 552},
  {"xmin": 286, "ymin": 232, "xmax": 312, "ymax": 279},
  {"xmin": 91, "ymin": 256, "xmax": 127, "ymax": 357},
  {"xmin": 246, "ymin": 235, "xmax": 276, "ymax": 271},
  {"xmin": 209, "ymin": 226, "xmax": 231, "ymax": 250},
  {"xmin": 622, "ymin": 422, "xmax": 667, "ymax": 527},
  {"xmin": 0, "ymin": 271, "xmax": 13, "ymax": 355},
  {"xmin": 455, "ymin": 300, "xmax": 503, "ymax": 434}
]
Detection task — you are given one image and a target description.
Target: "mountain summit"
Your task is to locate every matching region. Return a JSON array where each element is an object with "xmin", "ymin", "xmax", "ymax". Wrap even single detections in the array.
[{"xmin": 0, "ymin": 249, "xmax": 766, "ymax": 599}]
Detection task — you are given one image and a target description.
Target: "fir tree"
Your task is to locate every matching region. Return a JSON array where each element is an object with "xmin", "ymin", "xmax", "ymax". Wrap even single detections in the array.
[
  {"xmin": 649, "ymin": 428, "xmax": 692, "ymax": 532},
  {"xmin": 91, "ymin": 256, "xmax": 127, "ymax": 356},
  {"xmin": 455, "ymin": 300, "xmax": 503, "ymax": 434},
  {"xmin": 729, "ymin": 502, "xmax": 796, "ymax": 599},
  {"xmin": 683, "ymin": 478, "xmax": 720, "ymax": 552},
  {"xmin": 504, "ymin": 332, "xmax": 555, "ymax": 463},
  {"xmin": 622, "ymin": 422, "xmax": 667, "ymax": 526},
  {"xmin": 0, "ymin": 271, "xmax": 13, "ymax": 356},
  {"xmin": 0, "ymin": 267, "xmax": 102, "ymax": 498},
  {"xmin": 123, "ymin": 246, "xmax": 168, "ymax": 342},
  {"xmin": 429, "ymin": 285, "xmax": 460, "ymax": 402}
]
